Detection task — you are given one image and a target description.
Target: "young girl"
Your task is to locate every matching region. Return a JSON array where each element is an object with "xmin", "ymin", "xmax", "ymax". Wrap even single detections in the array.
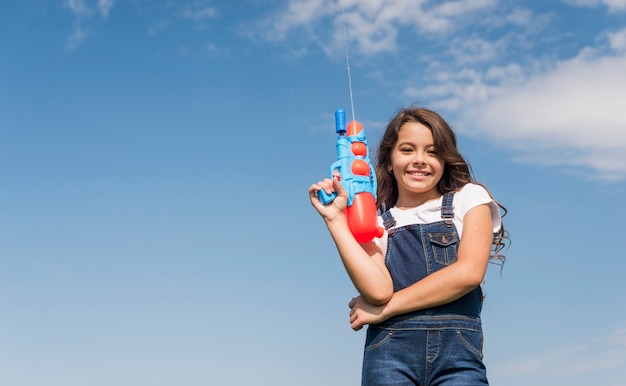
[{"xmin": 309, "ymin": 107, "xmax": 507, "ymax": 385}]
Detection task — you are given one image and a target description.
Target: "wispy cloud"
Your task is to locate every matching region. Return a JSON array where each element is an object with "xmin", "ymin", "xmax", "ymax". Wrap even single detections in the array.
[
  {"xmin": 257, "ymin": 0, "xmax": 497, "ymax": 55},
  {"xmin": 491, "ymin": 327, "xmax": 626, "ymax": 385},
  {"xmin": 66, "ymin": 21, "xmax": 90, "ymax": 51},
  {"xmin": 180, "ymin": 5, "xmax": 219, "ymax": 21},
  {"xmin": 147, "ymin": 19, "xmax": 171, "ymax": 37},
  {"xmin": 66, "ymin": 0, "xmax": 92, "ymax": 17},
  {"xmin": 98, "ymin": 0, "xmax": 114, "ymax": 18},
  {"xmin": 64, "ymin": 0, "xmax": 114, "ymax": 50},
  {"xmin": 561, "ymin": 0, "xmax": 626, "ymax": 13}
]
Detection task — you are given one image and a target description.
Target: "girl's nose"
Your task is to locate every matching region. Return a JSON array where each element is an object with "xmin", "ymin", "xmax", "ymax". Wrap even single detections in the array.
[{"xmin": 412, "ymin": 151, "xmax": 426, "ymax": 164}]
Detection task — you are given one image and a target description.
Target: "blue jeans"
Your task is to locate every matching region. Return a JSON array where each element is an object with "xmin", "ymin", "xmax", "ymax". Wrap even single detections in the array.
[{"xmin": 362, "ymin": 315, "xmax": 488, "ymax": 386}]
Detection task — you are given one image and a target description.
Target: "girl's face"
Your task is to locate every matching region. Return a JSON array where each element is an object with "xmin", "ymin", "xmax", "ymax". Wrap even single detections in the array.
[{"xmin": 390, "ymin": 122, "xmax": 445, "ymax": 207}]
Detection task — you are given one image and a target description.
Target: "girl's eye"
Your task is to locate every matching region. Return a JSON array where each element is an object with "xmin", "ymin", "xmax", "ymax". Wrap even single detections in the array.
[
  {"xmin": 428, "ymin": 149, "xmax": 438, "ymax": 155},
  {"xmin": 400, "ymin": 147, "xmax": 412, "ymax": 153}
]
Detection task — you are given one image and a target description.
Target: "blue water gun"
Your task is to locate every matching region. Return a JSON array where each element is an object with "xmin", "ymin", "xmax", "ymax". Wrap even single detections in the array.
[{"xmin": 318, "ymin": 109, "xmax": 383, "ymax": 242}]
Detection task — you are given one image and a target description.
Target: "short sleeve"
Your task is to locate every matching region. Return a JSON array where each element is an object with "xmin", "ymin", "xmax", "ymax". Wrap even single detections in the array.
[{"xmin": 455, "ymin": 183, "xmax": 502, "ymax": 234}]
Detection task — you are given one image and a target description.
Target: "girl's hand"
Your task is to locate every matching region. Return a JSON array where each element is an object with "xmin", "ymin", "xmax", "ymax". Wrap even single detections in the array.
[
  {"xmin": 308, "ymin": 174, "xmax": 348, "ymax": 223},
  {"xmin": 348, "ymin": 296, "xmax": 387, "ymax": 331}
]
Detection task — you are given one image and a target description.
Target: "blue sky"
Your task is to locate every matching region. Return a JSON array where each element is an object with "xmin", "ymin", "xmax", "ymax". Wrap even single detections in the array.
[{"xmin": 1, "ymin": 0, "xmax": 626, "ymax": 385}]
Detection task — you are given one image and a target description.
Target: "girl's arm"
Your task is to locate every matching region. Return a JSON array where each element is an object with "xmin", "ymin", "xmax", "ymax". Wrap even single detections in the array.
[
  {"xmin": 309, "ymin": 176, "xmax": 393, "ymax": 305},
  {"xmin": 349, "ymin": 203, "xmax": 493, "ymax": 329}
]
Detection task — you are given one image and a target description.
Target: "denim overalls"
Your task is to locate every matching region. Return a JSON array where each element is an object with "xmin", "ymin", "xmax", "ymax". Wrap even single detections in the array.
[{"xmin": 362, "ymin": 193, "xmax": 488, "ymax": 386}]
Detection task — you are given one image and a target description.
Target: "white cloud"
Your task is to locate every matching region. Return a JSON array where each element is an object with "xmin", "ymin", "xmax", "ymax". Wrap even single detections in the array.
[
  {"xmin": 264, "ymin": 0, "xmax": 335, "ymax": 41},
  {"xmin": 448, "ymin": 37, "xmax": 499, "ymax": 65},
  {"xmin": 261, "ymin": 0, "xmax": 497, "ymax": 55},
  {"xmin": 608, "ymin": 28, "xmax": 626, "ymax": 51},
  {"xmin": 65, "ymin": 0, "xmax": 113, "ymax": 19},
  {"xmin": 397, "ymin": 18, "xmax": 626, "ymax": 181},
  {"xmin": 503, "ymin": 7, "xmax": 533, "ymax": 25},
  {"xmin": 431, "ymin": 0, "xmax": 497, "ymax": 18},
  {"xmin": 451, "ymin": 46, "xmax": 626, "ymax": 181}
]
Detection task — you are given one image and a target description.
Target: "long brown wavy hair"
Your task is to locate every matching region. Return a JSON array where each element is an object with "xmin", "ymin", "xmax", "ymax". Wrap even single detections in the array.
[{"xmin": 375, "ymin": 107, "xmax": 508, "ymax": 261}]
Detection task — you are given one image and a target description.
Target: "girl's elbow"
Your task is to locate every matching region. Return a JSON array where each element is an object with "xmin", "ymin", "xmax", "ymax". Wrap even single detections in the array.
[
  {"xmin": 455, "ymin": 258, "xmax": 487, "ymax": 289},
  {"xmin": 465, "ymin": 269, "xmax": 486, "ymax": 289},
  {"xmin": 365, "ymin": 286, "xmax": 393, "ymax": 305}
]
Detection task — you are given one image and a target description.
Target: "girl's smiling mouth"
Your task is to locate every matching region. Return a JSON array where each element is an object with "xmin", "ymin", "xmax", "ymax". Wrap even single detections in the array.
[{"xmin": 407, "ymin": 171, "xmax": 431, "ymax": 177}]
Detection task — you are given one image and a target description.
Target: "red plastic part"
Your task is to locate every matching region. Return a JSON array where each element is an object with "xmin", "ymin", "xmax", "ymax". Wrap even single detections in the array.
[
  {"xmin": 346, "ymin": 121, "xmax": 362, "ymax": 136},
  {"xmin": 347, "ymin": 193, "xmax": 381, "ymax": 243},
  {"xmin": 351, "ymin": 159, "xmax": 370, "ymax": 176},
  {"xmin": 351, "ymin": 142, "xmax": 367, "ymax": 157}
]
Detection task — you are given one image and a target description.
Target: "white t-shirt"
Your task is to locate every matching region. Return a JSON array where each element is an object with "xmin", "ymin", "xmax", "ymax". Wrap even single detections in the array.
[{"xmin": 375, "ymin": 183, "xmax": 502, "ymax": 256}]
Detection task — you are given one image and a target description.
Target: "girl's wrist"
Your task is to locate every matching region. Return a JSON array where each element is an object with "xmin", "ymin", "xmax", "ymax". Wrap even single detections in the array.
[
  {"xmin": 324, "ymin": 215, "xmax": 348, "ymax": 231},
  {"xmin": 325, "ymin": 216, "xmax": 356, "ymax": 240},
  {"xmin": 381, "ymin": 296, "xmax": 398, "ymax": 321}
]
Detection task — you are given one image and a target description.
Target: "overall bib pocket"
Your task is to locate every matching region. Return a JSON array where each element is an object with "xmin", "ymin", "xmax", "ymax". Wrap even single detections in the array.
[{"xmin": 428, "ymin": 231, "xmax": 458, "ymax": 265}]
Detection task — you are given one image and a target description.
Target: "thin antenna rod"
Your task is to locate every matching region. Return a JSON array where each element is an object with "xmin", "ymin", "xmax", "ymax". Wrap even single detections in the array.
[{"xmin": 342, "ymin": 9, "xmax": 356, "ymax": 123}]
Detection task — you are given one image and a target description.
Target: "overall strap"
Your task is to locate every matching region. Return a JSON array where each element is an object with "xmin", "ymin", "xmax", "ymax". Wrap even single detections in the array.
[
  {"xmin": 441, "ymin": 193, "xmax": 455, "ymax": 227},
  {"xmin": 381, "ymin": 210, "xmax": 396, "ymax": 237}
]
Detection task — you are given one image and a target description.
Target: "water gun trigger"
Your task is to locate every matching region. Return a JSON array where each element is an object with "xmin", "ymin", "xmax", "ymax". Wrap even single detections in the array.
[
  {"xmin": 318, "ymin": 188, "xmax": 338, "ymax": 205},
  {"xmin": 317, "ymin": 165, "xmax": 342, "ymax": 204}
]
